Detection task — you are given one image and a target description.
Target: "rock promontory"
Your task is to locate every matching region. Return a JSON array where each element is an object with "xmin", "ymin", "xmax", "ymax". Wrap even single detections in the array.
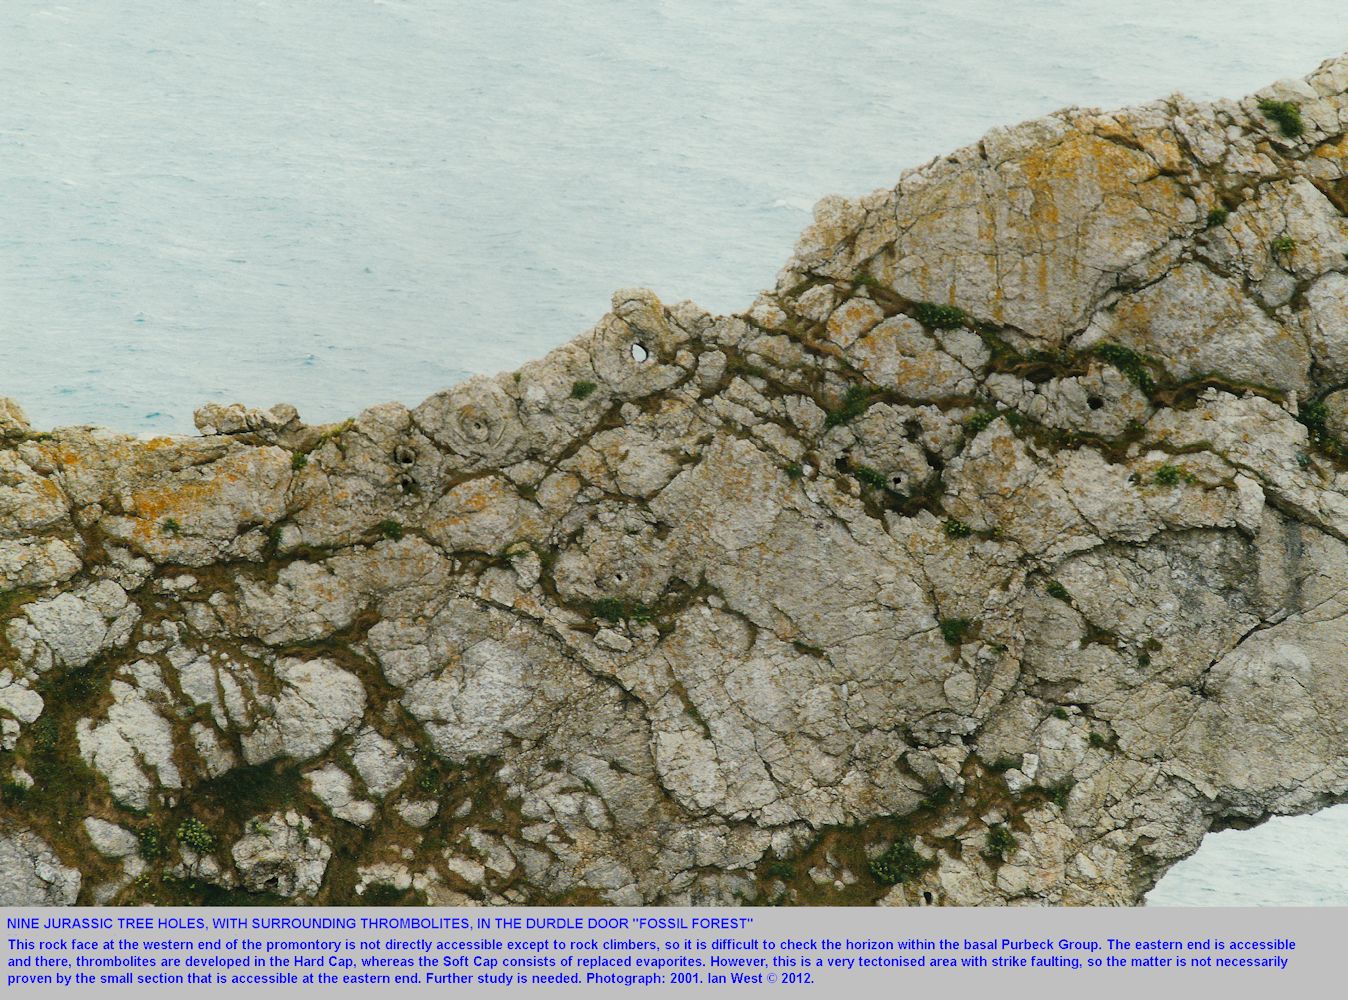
[{"xmin": 3, "ymin": 54, "xmax": 1348, "ymax": 906}]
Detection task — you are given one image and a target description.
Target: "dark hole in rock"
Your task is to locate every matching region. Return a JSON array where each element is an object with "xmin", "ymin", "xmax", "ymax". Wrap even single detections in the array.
[
  {"xmin": 631, "ymin": 343, "xmax": 650, "ymax": 363},
  {"xmin": 398, "ymin": 475, "xmax": 418, "ymax": 493},
  {"xmin": 1087, "ymin": 395, "xmax": 1104, "ymax": 410},
  {"xmin": 394, "ymin": 445, "xmax": 416, "ymax": 466},
  {"xmin": 923, "ymin": 891, "xmax": 934, "ymax": 904}
]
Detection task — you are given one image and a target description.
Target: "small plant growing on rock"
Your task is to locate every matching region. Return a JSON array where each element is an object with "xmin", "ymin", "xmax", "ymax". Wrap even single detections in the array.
[
  {"xmin": 868, "ymin": 836, "xmax": 931, "ymax": 885},
  {"xmin": 1041, "ymin": 780, "xmax": 1075, "ymax": 809},
  {"xmin": 176, "ymin": 818, "xmax": 215, "ymax": 854},
  {"xmin": 1094, "ymin": 343, "xmax": 1155, "ymax": 394},
  {"xmin": 764, "ymin": 860, "xmax": 796, "ymax": 880},
  {"xmin": 1046, "ymin": 580, "xmax": 1070, "ymax": 601},
  {"xmin": 944, "ymin": 519, "xmax": 972, "ymax": 539},
  {"xmin": 592, "ymin": 597, "xmax": 653, "ymax": 624},
  {"xmin": 0, "ymin": 778, "xmax": 28, "ymax": 805},
  {"xmin": 1154, "ymin": 464, "xmax": 1182, "ymax": 487},
  {"xmin": 985, "ymin": 824, "xmax": 1018, "ymax": 861},
  {"xmin": 824, "ymin": 385, "xmax": 872, "ymax": 428},
  {"xmin": 853, "ymin": 273, "xmax": 882, "ymax": 290},
  {"xmin": 162, "ymin": 518, "xmax": 181, "ymax": 535},
  {"xmin": 1052, "ymin": 707, "xmax": 1070, "ymax": 721},
  {"xmin": 138, "ymin": 828, "xmax": 166, "ymax": 861},
  {"xmin": 988, "ymin": 755, "xmax": 1019, "ymax": 773},
  {"xmin": 966, "ymin": 411, "xmax": 998, "ymax": 433},
  {"xmin": 570, "ymin": 380, "xmax": 598, "ymax": 400},
  {"xmin": 1257, "ymin": 97, "xmax": 1304, "ymax": 138},
  {"xmin": 783, "ymin": 462, "xmax": 804, "ymax": 480},
  {"xmin": 1206, "ymin": 206, "xmax": 1229, "ymax": 227},
  {"xmin": 379, "ymin": 519, "xmax": 404, "ymax": 541},
  {"xmin": 1271, "ymin": 235, "xmax": 1297, "ymax": 259},
  {"xmin": 854, "ymin": 465, "xmax": 888, "ymax": 490},
  {"xmin": 939, "ymin": 617, "xmax": 973, "ymax": 645},
  {"xmin": 1088, "ymin": 731, "xmax": 1109, "ymax": 749},
  {"xmin": 290, "ymin": 452, "xmax": 308, "ymax": 471},
  {"xmin": 914, "ymin": 302, "xmax": 968, "ymax": 329}
]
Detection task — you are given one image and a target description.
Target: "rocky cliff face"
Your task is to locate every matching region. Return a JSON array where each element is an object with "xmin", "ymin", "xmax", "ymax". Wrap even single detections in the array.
[{"xmin": 3, "ymin": 54, "xmax": 1348, "ymax": 908}]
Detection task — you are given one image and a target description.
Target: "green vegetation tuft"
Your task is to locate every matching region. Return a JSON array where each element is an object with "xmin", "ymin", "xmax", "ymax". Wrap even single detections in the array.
[
  {"xmin": 379, "ymin": 519, "xmax": 404, "ymax": 541},
  {"xmin": 854, "ymin": 465, "xmax": 888, "ymax": 490},
  {"xmin": 1205, "ymin": 206, "xmax": 1229, "ymax": 227},
  {"xmin": 570, "ymin": 380, "xmax": 598, "ymax": 400},
  {"xmin": 162, "ymin": 518, "xmax": 181, "ymax": 535},
  {"xmin": 986, "ymin": 824, "xmax": 1018, "ymax": 861},
  {"xmin": 939, "ymin": 617, "xmax": 973, "ymax": 645},
  {"xmin": 824, "ymin": 385, "xmax": 872, "ymax": 428},
  {"xmin": 1041, "ymin": 780, "xmax": 1075, "ymax": 809},
  {"xmin": 1257, "ymin": 98, "xmax": 1304, "ymax": 138},
  {"xmin": 853, "ymin": 273, "xmax": 883, "ymax": 290},
  {"xmin": 1052, "ymin": 707, "xmax": 1070, "ymax": 721},
  {"xmin": 1046, "ymin": 580, "xmax": 1070, "ymax": 601},
  {"xmin": 1154, "ymin": 464, "xmax": 1182, "ymax": 487},
  {"xmin": 1094, "ymin": 343, "xmax": 1155, "ymax": 394},
  {"xmin": 176, "ymin": 818, "xmax": 215, "ymax": 854},
  {"xmin": 1271, "ymin": 235, "xmax": 1297, "ymax": 257},
  {"xmin": 943, "ymin": 519, "xmax": 972, "ymax": 539},
  {"xmin": 988, "ymin": 756, "xmax": 1020, "ymax": 774},
  {"xmin": 592, "ymin": 597, "xmax": 654, "ymax": 624},
  {"xmin": 783, "ymin": 462, "xmax": 804, "ymax": 480},
  {"xmin": 138, "ymin": 828, "xmax": 167, "ymax": 861},
  {"xmin": 966, "ymin": 411, "xmax": 998, "ymax": 434},
  {"xmin": 290, "ymin": 452, "xmax": 308, "ymax": 471},
  {"xmin": 868, "ymin": 836, "xmax": 931, "ymax": 886},
  {"xmin": 914, "ymin": 302, "xmax": 969, "ymax": 329},
  {"xmin": 1088, "ymin": 731, "xmax": 1109, "ymax": 749}
]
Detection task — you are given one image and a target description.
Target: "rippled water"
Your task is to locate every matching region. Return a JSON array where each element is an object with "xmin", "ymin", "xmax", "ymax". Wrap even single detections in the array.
[{"xmin": 2, "ymin": 0, "xmax": 1345, "ymax": 904}]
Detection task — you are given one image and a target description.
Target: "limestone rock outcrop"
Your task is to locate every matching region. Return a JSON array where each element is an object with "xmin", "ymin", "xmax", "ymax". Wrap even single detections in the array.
[{"xmin": 3, "ymin": 54, "xmax": 1348, "ymax": 906}]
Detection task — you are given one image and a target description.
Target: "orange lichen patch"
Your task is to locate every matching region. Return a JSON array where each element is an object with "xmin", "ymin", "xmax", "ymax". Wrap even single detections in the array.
[
  {"xmin": 824, "ymin": 297, "xmax": 884, "ymax": 349},
  {"xmin": 425, "ymin": 476, "xmax": 544, "ymax": 553},
  {"xmin": 127, "ymin": 451, "xmax": 287, "ymax": 538}
]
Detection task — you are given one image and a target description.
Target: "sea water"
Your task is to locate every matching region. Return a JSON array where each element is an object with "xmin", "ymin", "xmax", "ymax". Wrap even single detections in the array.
[{"xmin": 1, "ymin": 0, "xmax": 1345, "ymax": 904}]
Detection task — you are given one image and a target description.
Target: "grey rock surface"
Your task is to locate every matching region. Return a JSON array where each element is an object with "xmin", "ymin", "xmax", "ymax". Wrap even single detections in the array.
[{"xmin": 2, "ymin": 54, "xmax": 1347, "ymax": 906}]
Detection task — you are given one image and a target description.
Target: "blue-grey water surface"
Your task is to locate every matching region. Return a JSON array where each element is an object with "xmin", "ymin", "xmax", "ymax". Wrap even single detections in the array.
[{"xmin": 2, "ymin": 0, "xmax": 1345, "ymax": 904}]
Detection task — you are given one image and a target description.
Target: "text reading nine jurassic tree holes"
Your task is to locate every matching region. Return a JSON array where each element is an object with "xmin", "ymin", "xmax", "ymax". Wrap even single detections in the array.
[{"xmin": 4, "ymin": 915, "xmax": 1298, "ymax": 990}]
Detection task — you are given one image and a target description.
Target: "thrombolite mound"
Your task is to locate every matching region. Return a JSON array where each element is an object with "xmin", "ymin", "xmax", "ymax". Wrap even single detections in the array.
[{"xmin": 3, "ymin": 55, "xmax": 1348, "ymax": 907}]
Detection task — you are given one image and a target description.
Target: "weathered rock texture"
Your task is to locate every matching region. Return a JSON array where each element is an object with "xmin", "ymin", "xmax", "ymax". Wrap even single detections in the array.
[{"xmin": 3, "ymin": 55, "xmax": 1348, "ymax": 907}]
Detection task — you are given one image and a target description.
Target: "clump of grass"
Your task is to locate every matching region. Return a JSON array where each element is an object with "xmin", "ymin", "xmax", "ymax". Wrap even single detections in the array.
[
  {"xmin": 1154, "ymin": 464, "xmax": 1182, "ymax": 487},
  {"xmin": 783, "ymin": 463, "xmax": 804, "ymax": 480},
  {"xmin": 939, "ymin": 617, "xmax": 973, "ymax": 645},
  {"xmin": 966, "ymin": 411, "xmax": 998, "ymax": 434},
  {"xmin": 854, "ymin": 465, "xmax": 888, "ymax": 490},
  {"xmin": 764, "ymin": 860, "xmax": 796, "ymax": 880},
  {"xmin": 1052, "ymin": 707, "xmax": 1070, "ymax": 721},
  {"xmin": 1040, "ymin": 780, "xmax": 1075, "ymax": 809},
  {"xmin": 592, "ymin": 597, "xmax": 654, "ymax": 624},
  {"xmin": 1271, "ymin": 235, "xmax": 1297, "ymax": 257},
  {"xmin": 162, "ymin": 518, "xmax": 181, "ymax": 535},
  {"xmin": 914, "ymin": 302, "xmax": 968, "ymax": 329},
  {"xmin": 853, "ymin": 273, "xmax": 883, "ymax": 290},
  {"xmin": 824, "ymin": 385, "xmax": 872, "ymax": 428},
  {"xmin": 1257, "ymin": 98, "xmax": 1304, "ymax": 138},
  {"xmin": 290, "ymin": 452, "xmax": 308, "ymax": 471},
  {"xmin": 570, "ymin": 380, "xmax": 598, "ymax": 400},
  {"xmin": 1, "ymin": 778, "xmax": 29, "ymax": 805},
  {"xmin": 176, "ymin": 818, "xmax": 215, "ymax": 854},
  {"xmin": 138, "ymin": 828, "xmax": 167, "ymax": 861},
  {"xmin": 1206, "ymin": 206, "xmax": 1229, "ymax": 227},
  {"xmin": 1046, "ymin": 580, "xmax": 1070, "ymax": 601},
  {"xmin": 379, "ymin": 519, "xmax": 404, "ymax": 541},
  {"xmin": 1094, "ymin": 343, "xmax": 1155, "ymax": 394},
  {"xmin": 943, "ymin": 519, "xmax": 972, "ymax": 539},
  {"xmin": 986, "ymin": 824, "xmax": 1018, "ymax": 861},
  {"xmin": 988, "ymin": 755, "xmax": 1020, "ymax": 774},
  {"xmin": 1088, "ymin": 731, "xmax": 1109, "ymax": 749},
  {"xmin": 869, "ymin": 836, "xmax": 931, "ymax": 885}
]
